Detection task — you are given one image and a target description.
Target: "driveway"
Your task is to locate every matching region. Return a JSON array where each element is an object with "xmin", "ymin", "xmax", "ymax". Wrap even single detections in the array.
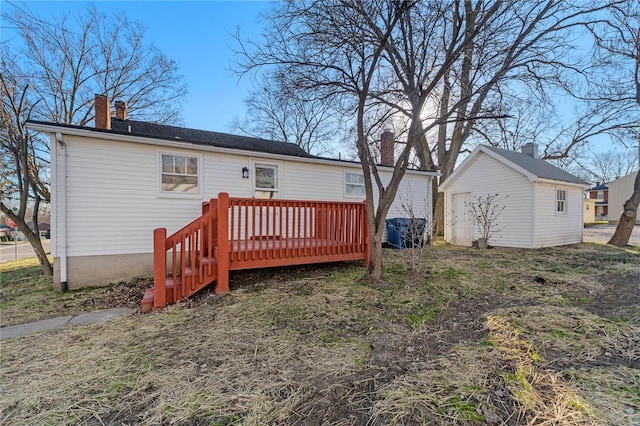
[{"xmin": 583, "ymin": 224, "xmax": 640, "ymax": 246}]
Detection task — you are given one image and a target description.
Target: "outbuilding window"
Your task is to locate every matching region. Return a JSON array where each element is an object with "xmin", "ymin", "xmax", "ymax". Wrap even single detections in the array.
[{"xmin": 556, "ymin": 188, "xmax": 567, "ymax": 215}]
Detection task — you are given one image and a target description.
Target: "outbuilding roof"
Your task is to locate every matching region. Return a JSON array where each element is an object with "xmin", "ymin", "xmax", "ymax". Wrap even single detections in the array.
[
  {"xmin": 439, "ymin": 144, "xmax": 589, "ymax": 191},
  {"xmin": 481, "ymin": 145, "xmax": 588, "ymax": 185}
]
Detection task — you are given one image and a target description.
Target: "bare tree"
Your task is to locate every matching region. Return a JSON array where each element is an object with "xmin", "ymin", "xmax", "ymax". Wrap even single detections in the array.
[
  {"xmin": 235, "ymin": 0, "xmax": 502, "ymax": 277},
  {"xmin": 2, "ymin": 4, "xmax": 186, "ymax": 125},
  {"xmin": 231, "ymin": 71, "xmax": 343, "ymax": 156},
  {"xmin": 422, "ymin": 1, "xmax": 627, "ymax": 235},
  {"xmin": 1, "ymin": 3, "xmax": 187, "ymax": 275},
  {"xmin": 465, "ymin": 194, "xmax": 508, "ymax": 248},
  {"xmin": 0, "ymin": 70, "xmax": 52, "ymax": 274},
  {"xmin": 584, "ymin": 149, "xmax": 639, "ymax": 183},
  {"xmin": 586, "ymin": 2, "xmax": 640, "ymax": 246}
]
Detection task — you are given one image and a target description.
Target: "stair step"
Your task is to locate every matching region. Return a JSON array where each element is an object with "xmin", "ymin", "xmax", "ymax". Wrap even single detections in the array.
[
  {"xmin": 201, "ymin": 256, "xmax": 217, "ymax": 265},
  {"xmin": 141, "ymin": 288, "xmax": 155, "ymax": 313},
  {"xmin": 142, "ymin": 258, "xmax": 219, "ymax": 311},
  {"xmin": 165, "ymin": 277, "xmax": 182, "ymax": 304}
]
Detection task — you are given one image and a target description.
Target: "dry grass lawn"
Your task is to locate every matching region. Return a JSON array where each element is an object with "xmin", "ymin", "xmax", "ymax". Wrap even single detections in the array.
[{"xmin": 1, "ymin": 242, "xmax": 639, "ymax": 425}]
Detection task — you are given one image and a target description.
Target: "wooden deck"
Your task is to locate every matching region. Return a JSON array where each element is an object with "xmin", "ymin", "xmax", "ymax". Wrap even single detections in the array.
[{"xmin": 142, "ymin": 193, "xmax": 369, "ymax": 311}]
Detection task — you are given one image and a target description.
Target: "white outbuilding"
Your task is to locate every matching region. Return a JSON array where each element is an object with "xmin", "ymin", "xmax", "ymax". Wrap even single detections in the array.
[{"xmin": 439, "ymin": 144, "xmax": 589, "ymax": 249}]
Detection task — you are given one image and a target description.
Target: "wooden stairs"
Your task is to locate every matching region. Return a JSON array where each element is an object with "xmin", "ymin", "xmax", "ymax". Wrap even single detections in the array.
[
  {"xmin": 142, "ymin": 194, "xmax": 229, "ymax": 313},
  {"xmin": 142, "ymin": 192, "xmax": 369, "ymax": 312}
]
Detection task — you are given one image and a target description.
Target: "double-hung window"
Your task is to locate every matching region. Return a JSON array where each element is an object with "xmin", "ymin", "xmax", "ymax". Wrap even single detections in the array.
[
  {"xmin": 161, "ymin": 153, "xmax": 199, "ymax": 194},
  {"xmin": 345, "ymin": 172, "xmax": 365, "ymax": 196},
  {"xmin": 254, "ymin": 164, "xmax": 278, "ymax": 199},
  {"xmin": 556, "ymin": 188, "xmax": 567, "ymax": 215}
]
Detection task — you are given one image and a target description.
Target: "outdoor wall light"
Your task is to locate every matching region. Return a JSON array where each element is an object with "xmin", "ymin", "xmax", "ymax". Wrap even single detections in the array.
[{"xmin": 242, "ymin": 166, "xmax": 249, "ymax": 179}]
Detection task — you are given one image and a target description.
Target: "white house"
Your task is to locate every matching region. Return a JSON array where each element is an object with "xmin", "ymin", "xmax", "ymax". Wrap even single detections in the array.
[
  {"xmin": 28, "ymin": 96, "xmax": 436, "ymax": 290},
  {"xmin": 607, "ymin": 171, "xmax": 639, "ymax": 224},
  {"xmin": 439, "ymin": 143, "xmax": 589, "ymax": 249}
]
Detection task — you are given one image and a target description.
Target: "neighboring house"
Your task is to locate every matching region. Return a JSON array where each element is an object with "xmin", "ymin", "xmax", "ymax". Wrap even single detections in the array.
[
  {"xmin": 439, "ymin": 143, "xmax": 589, "ymax": 249},
  {"xmin": 28, "ymin": 96, "xmax": 436, "ymax": 290},
  {"xmin": 607, "ymin": 171, "xmax": 640, "ymax": 224},
  {"xmin": 586, "ymin": 182, "xmax": 608, "ymax": 220},
  {"xmin": 583, "ymin": 198, "xmax": 596, "ymax": 224}
]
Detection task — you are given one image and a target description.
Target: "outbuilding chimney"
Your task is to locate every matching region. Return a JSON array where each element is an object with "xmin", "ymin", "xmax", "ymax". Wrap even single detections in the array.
[
  {"xmin": 521, "ymin": 142, "xmax": 538, "ymax": 159},
  {"xmin": 114, "ymin": 101, "xmax": 127, "ymax": 121},
  {"xmin": 94, "ymin": 94, "xmax": 111, "ymax": 130},
  {"xmin": 380, "ymin": 129, "xmax": 395, "ymax": 166}
]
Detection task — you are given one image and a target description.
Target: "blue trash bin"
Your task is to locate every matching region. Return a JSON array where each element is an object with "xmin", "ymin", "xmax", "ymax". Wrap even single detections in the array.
[{"xmin": 385, "ymin": 218, "xmax": 427, "ymax": 249}]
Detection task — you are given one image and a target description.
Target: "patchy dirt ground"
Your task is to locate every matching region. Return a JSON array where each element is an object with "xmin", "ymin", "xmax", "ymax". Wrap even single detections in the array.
[{"xmin": 1, "ymin": 243, "xmax": 639, "ymax": 425}]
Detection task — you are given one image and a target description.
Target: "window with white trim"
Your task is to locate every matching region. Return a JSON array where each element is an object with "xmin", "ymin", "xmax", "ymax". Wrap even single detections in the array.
[
  {"xmin": 254, "ymin": 164, "xmax": 278, "ymax": 199},
  {"xmin": 556, "ymin": 188, "xmax": 567, "ymax": 215},
  {"xmin": 161, "ymin": 154, "xmax": 199, "ymax": 194},
  {"xmin": 345, "ymin": 172, "xmax": 365, "ymax": 196}
]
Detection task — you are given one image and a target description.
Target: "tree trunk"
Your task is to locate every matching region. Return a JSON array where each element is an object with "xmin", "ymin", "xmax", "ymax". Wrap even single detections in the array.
[
  {"xmin": 608, "ymin": 171, "xmax": 640, "ymax": 247},
  {"xmin": 367, "ymin": 230, "xmax": 384, "ymax": 278},
  {"xmin": 23, "ymin": 228, "xmax": 53, "ymax": 276},
  {"xmin": 1, "ymin": 205, "xmax": 54, "ymax": 276},
  {"xmin": 433, "ymin": 191, "xmax": 446, "ymax": 236}
]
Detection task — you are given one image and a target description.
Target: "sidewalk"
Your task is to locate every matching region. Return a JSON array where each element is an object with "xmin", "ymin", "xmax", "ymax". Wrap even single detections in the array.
[{"xmin": 0, "ymin": 307, "xmax": 137, "ymax": 340}]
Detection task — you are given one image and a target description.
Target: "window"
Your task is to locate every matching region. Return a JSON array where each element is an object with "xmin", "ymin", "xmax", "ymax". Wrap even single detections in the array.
[
  {"xmin": 254, "ymin": 164, "xmax": 278, "ymax": 199},
  {"xmin": 345, "ymin": 172, "xmax": 365, "ymax": 196},
  {"xmin": 597, "ymin": 191, "xmax": 604, "ymax": 200},
  {"xmin": 160, "ymin": 153, "xmax": 199, "ymax": 194},
  {"xmin": 556, "ymin": 188, "xmax": 567, "ymax": 214}
]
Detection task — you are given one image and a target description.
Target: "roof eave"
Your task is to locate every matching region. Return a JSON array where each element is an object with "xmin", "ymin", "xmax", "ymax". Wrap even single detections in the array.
[
  {"xmin": 535, "ymin": 177, "xmax": 590, "ymax": 188},
  {"xmin": 26, "ymin": 121, "xmax": 438, "ymax": 177}
]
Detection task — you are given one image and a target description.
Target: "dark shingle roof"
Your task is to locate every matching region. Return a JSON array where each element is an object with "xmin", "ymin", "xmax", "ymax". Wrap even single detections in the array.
[
  {"xmin": 482, "ymin": 145, "xmax": 588, "ymax": 185},
  {"xmin": 588, "ymin": 183, "xmax": 608, "ymax": 191},
  {"xmin": 110, "ymin": 119, "xmax": 313, "ymax": 158}
]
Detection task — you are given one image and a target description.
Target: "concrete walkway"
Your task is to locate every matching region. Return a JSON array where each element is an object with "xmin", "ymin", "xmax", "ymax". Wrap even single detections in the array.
[{"xmin": 0, "ymin": 307, "xmax": 137, "ymax": 340}]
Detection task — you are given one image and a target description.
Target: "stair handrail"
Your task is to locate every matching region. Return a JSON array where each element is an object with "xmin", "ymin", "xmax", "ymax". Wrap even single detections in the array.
[{"xmin": 153, "ymin": 197, "xmax": 220, "ymax": 308}]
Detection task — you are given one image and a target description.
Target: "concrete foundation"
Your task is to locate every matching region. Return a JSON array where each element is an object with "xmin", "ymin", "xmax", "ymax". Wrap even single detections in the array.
[{"xmin": 54, "ymin": 253, "xmax": 154, "ymax": 290}]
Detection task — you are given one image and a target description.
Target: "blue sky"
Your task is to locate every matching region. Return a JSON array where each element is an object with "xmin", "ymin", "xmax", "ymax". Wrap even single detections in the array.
[
  {"xmin": 3, "ymin": 0, "xmax": 273, "ymax": 132},
  {"xmin": 1, "ymin": 1, "xmax": 632, "ymax": 159}
]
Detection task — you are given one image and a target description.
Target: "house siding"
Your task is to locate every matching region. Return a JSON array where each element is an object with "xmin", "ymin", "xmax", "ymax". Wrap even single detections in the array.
[
  {"xmin": 607, "ymin": 171, "xmax": 639, "ymax": 223},
  {"xmin": 533, "ymin": 183, "xmax": 583, "ymax": 247},
  {"xmin": 55, "ymin": 133, "xmax": 432, "ymax": 288},
  {"xmin": 442, "ymin": 152, "xmax": 533, "ymax": 248},
  {"xmin": 62, "ymin": 136, "xmax": 206, "ymax": 257}
]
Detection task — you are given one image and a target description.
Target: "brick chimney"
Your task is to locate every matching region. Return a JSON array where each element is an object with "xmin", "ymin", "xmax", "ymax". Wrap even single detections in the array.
[
  {"xmin": 94, "ymin": 94, "xmax": 111, "ymax": 129},
  {"xmin": 520, "ymin": 142, "xmax": 539, "ymax": 159},
  {"xmin": 114, "ymin": 101, "xmax": 127, "ymax": 120},
  {"xmin": 380, "ymin": 129, "xmax": 394, "ymax": 166}
]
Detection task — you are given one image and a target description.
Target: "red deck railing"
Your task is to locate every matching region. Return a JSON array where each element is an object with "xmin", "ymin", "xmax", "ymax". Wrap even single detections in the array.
[{"xmin": 147, "ymin": 193, "xmax": 369, "ymax": 310}]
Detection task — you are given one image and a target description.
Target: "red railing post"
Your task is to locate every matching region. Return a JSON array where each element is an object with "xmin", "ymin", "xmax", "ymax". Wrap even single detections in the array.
[
  {"xmin": 153, "ymin": 227, "xmax": 167, "ymax": 308},
  {"xmin": 216, "ymin": 192, "xmax": 230, "ymax": 294}
]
